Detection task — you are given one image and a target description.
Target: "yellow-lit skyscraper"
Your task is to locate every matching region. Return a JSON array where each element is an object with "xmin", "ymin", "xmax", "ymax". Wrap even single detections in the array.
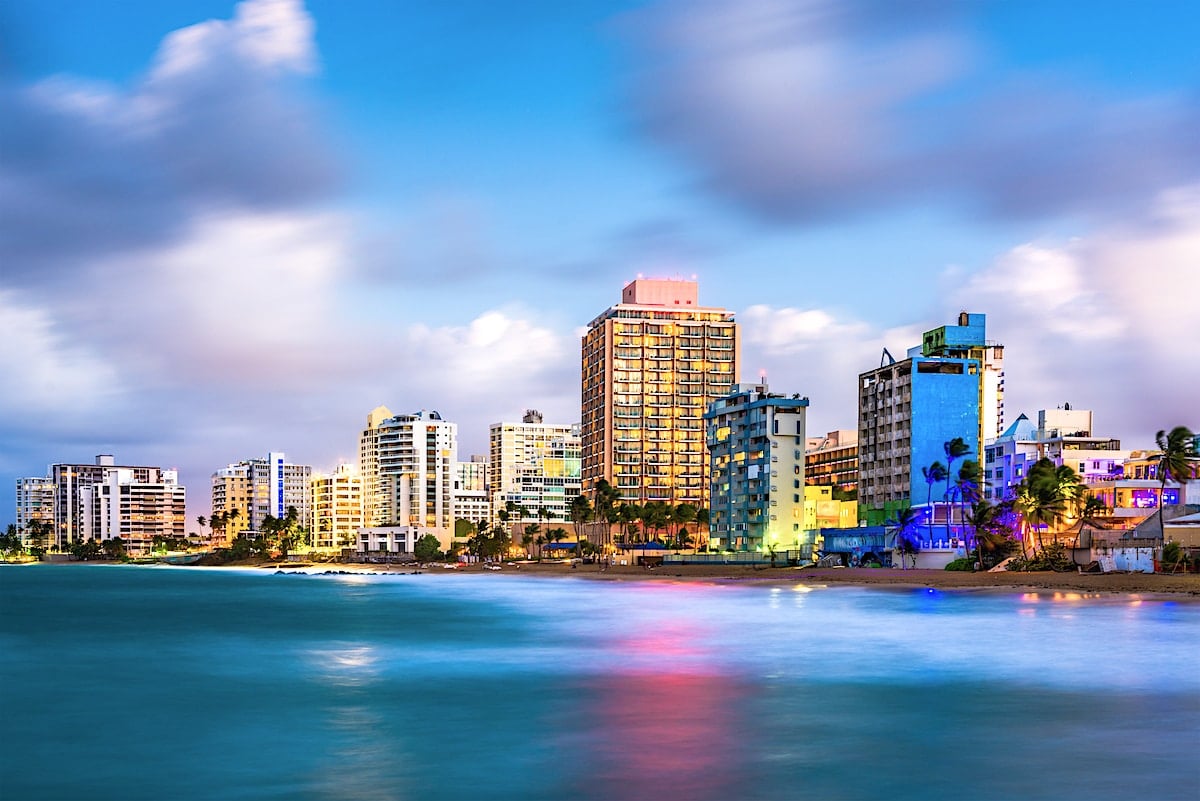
[{"xmin": 581, "ymin": 278, "xmax": 739, "ymax": 507}]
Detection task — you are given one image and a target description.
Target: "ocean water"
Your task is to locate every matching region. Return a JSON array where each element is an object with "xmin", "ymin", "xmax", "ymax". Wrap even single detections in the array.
[{"xmin": 1, "ymin": 566, "xmax": 1197, "ymax": 801}]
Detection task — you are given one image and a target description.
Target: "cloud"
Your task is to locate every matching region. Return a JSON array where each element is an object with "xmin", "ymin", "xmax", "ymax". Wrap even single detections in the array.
[
  {"xmin": 951, "ymin": 188, "xmax": 1200, "ymax": 442},
  {"xmin": 624, "ymin": 0, "xmax": 1200, "ymax": 223},
  {"xmin": 0, "ymin": 291, "xmax": 124, "ymax": 424},
  {"xmin": 0, "ymin": 0, "xmax": 335, "ymax": 287}
]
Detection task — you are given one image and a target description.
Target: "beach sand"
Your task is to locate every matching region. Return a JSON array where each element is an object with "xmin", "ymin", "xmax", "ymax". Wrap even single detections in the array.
[{"xmin": 261, "ymin": 560, "xmax": 1200, "ymax": 598}]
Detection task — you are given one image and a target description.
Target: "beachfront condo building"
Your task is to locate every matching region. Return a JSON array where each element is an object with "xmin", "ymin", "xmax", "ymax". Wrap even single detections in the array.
[
  {"xmin": 15, "ymin": 476, "xmax": 54, "ymax": 533},
  {"xmin": 453, "ymin": 456, "xmax": 491, "ymax": 529},
  {"xmin": 705, "ymin": 383, "xmax": 809, "ymax": 552},
  {"xmin": 19, "ymin": 455, "xmax": 186, "ymax": 552},
  {"xmin": 359, "ymin": 407, "xmax": 457, "ymax": 541},
  {"xmin": 17, "ymin": 455, "xmax": 186, "ymax": 554},
  {"xmin": 78, "ymin": 468, "xmax": 187, "ymax": 555},
  {"xmin": 582, "ymin": 278, "xmax": 739, "ymax": 507},
  {"xmin": 804, "ymin": 429, "xmax": 859, "ymax": 495},
  {"xmin": 310, "ymin": 464, "xmax": 364, "ymax": 551},
  {"xmin": 857, "ymin": 314, "xmax": 995, "ymax": 526},
  {"xmin": 211, "ymin": 452, "xmax": 313, "ymax": 540},
  {"xmin": 488, "ymin": 411, "xmax": 581, "ymax": 528},
  {"xmin": 983, "ymin": 407, "xmax": 1127, "ymax": 502}
]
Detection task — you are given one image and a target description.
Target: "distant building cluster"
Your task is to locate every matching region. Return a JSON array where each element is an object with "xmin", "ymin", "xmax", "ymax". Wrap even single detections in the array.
[{"xmin": 13, "ymin": 279, "xmax": 1197, "ymax": 563}]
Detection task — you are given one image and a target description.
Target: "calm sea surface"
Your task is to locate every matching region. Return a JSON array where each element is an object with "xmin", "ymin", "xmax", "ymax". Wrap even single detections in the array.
[{"xmin": 1, "ymin": 565, "xmax": 1197, "ymax": 801}]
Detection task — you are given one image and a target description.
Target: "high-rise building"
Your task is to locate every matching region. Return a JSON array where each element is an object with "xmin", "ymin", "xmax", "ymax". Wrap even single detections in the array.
[
  {"xmin": 920, "ymin": 312, "xmax": 1005, "ymax": 444},
  {"xmin": 20, "ymin": 455, "xmax": 185, "ymax": 553},
  {"xmin": 15, "ymin": 477, "xmax": 54, "ymax": 532},
  {"xmin": 804, "ymin": 429, "xmax": 859, "ymax": 494},
  {"xmin": 79, "ymin": 468, "xmax": 186, "ymax": 554},
  {"xmin": 858, "ymin": 316, "xmax": 992, "ymax": 526},
  {"xmin": 310, "ymin": 464, "xmax": 363, "ymax": 550},
  {"xmin": 211, "ymin": 452, "xmax": 312, "ymax": 538},
  {"xmin": 582, "ymin": 278, "xmax": 739, "ymax": 506},
  {"xmin": 488, "ymin": 412, "xmax": 581, "ymax": 527},
  {"xmin": 359, "ymin": 407, "xmax": 457, "ymax": 538},
  {"xmin": 705, "ymin": 383, "xmax": 808, "ymax": 552}
]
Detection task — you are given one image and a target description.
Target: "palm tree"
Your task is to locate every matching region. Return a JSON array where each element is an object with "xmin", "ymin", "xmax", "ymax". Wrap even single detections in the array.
[
  {"xmin": 568, "ymin": 494, "xmax": 592, "ymax": 541},
  {"xmin": 1155, "ymin": 426, "xmax": 1196, "ymax": 540},
  {"xmin": 943, "ymin": 437, "xmax": 972, "ymax": 543},
  {"xmin": 887, "ymin": 506, "xmax": 920, "ymax": 569},
  {"xmin": 956, "ymin": 460, "xmax": 983, "ymax": 555},
  {"xmin": 196, "ymin": 515, "xmax": 208, "ymax": 541},
  {"xmin": 921, "ymin": 461, "xmax": 948, "ymax": 528},
  {"xmin": 695, "ymin": 507, "xmax": 710, "ymax": 550},
  {"xmin": 671, "ymin": 503, "xmax": 697, "ymax": 549},
  {"xmin": 227, "ymin": 507, "xmax": 241, "ymax": 539},
  {"xmin": 522, "ymin": 523, "xmax": 540, "ymax": 557},
  {"xmin": 963, "ymin": 501, "xmax": 1000, "ymax": 569}
]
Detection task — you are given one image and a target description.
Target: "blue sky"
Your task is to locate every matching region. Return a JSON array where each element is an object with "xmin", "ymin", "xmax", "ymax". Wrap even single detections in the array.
[{"xmin": 2, "ymin": 0, "xmax": 1198, "ymax": 522}]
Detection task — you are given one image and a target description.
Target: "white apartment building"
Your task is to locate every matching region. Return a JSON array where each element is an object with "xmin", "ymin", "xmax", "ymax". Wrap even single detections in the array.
[
  {"xmin": 488, "ymin": 411, "xmax": 581, "ymax": 527},
  {"xmin": 453, "ymin": 457, "xmax": 490, "ymax": 528},
  {"xmin": 15, "ymin": 477, "xmax": 54, "ymax": 533},
  {"xmin": 24, "ymin": 455, "xmax": 181, "ymax": 550},
  {"xmin": 79, "ymin": 468, "xmax": 187, "ymax": 555},
  {"xmin": 359, "ymin": 407, "xmax": 457, "ymax": 541},
  {"xmin": 310, "ymin": 464, "xmax": 363, "ymax": 550}
]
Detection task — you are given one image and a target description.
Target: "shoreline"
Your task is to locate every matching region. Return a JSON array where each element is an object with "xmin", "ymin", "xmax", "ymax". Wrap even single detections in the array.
[
  {"xmin": 10, "ymin": 558, "xmax": 1199, "ymax": 599},
  {"xmin": 241, "ymin": 560, "xmax": 1200, "ymax": 599}
]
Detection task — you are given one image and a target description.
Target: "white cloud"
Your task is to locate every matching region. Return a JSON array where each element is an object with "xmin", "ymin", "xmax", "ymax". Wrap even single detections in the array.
[
  {"xmin": 952, "ymin": 187, "xmax": 1200, "ymax": 444},
  {"xmin": 0, "ymin": 291, "xmax": 123, "ymax": 419},
  {"xmin": 153, "ymin": 0, "xmax": 316, "ymax": 78}
]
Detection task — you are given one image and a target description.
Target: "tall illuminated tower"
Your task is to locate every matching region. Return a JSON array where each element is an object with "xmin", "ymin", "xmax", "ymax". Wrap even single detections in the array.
[{"xmin": 581, "ymin": 278, "xmax": 739, "ymax": 507}]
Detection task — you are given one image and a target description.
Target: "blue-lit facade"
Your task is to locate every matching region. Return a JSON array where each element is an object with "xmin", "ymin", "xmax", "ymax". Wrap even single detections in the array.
[{"xmin": 858, "ymin": 350, "xmax": 981, "ymax": 527}]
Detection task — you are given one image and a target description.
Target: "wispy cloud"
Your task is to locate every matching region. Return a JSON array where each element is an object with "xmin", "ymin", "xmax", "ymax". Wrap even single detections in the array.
[{"xmin": 624, "ymin": 0, "xmax": 1200, "ymax": 223}]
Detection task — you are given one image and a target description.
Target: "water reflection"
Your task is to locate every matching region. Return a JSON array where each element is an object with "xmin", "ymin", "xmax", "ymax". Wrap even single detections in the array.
[{"xmin": 572, "ymin": 623, "xmax": 750, "ymax": 801}]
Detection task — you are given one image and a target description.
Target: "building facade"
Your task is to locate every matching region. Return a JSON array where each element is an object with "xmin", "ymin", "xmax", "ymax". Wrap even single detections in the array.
[
  {"xmin": 488, "ymin": 412, "xmax": 581, "ymax": 527},
  {"xmin": 706, "ymin": 383, "xmax": 809, "ymax": 552},
  {"xmin": 310, "ymin": 464, "xmax": 363, "ymax": 550},
  {"xmin": 858, "ymin": 332, "xmax": 982, "ymax": 526},
  {"xmin": 920, "ymin": 312, "xmax": 1005, "ymax": 444},
  {"xmin": 41, "ymin": 455, "xmax": 178, "ymax": 549},
  {"xmin": 79, "ymin": 468, "xmax": 187, "ymax": 555},
  {"xmin": 18, "ymin": 455, "xmax": 185, "ymax": 553},
  {"xmin": 453, "ymin": 456, "xmax": 491, "ymax": 528},
  {"xmin": 582, "ymin": 278, "xmax": 739, "ymax": 507},
  {"xmin": 359, "ymin": 407, "xmax": 457, "ymax": 540},
  {"xmin": 15, "ymin": 477, "xmax": 55, "ymax": 533},
  {"xmin": 211, "ymin": 452, "xmax": 312, "ymax": 538},
  {"xmin": 804, "ymin": 429, "xmax": 859, "ymax": 494},
  {"xmin": 983, "ymin": 408, "xmax": 1128, "ymax": 501}
]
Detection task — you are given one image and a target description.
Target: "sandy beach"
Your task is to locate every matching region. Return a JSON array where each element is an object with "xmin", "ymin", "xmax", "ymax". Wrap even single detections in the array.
[{"xmin": 261, "ymin": 560, "xmax": 1200, "ymax": 598}]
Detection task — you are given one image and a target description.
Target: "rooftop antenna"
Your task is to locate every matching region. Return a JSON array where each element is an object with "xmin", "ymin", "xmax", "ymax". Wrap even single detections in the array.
[{"xmin": 880, "ymin": 347, "xmax": 896, "ymax": 367}]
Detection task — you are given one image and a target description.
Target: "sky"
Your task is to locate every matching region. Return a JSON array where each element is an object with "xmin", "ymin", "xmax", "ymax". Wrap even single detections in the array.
[{"xmin": 2, "ymin": 0, "xmax": 1198, "ymax": 523}]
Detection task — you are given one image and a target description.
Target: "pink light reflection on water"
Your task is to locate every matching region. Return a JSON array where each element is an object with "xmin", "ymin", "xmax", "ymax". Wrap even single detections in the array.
[{"xmin": 573, "ymin": 621, "xmax": 752, "ymax": 801}]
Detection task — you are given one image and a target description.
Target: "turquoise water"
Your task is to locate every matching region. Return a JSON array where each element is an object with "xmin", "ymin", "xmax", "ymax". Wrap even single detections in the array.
[{"xmin": 1, "ymin": 565, "xmax": 1197, "ymax": 801}]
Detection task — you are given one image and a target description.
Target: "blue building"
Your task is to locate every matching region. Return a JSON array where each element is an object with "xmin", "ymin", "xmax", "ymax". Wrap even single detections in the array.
[
  {"xmin": 705, "ymin": 383, "xmax": 809, "ymax": 552},
  {"xmin": 857, "ymin": 314, "xmax": 994, "ymax": 527}
]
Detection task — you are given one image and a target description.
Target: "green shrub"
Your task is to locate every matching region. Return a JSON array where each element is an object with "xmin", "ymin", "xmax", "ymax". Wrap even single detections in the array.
[
  {"xmin": 944, "ymin": 558, "xmax": 974, "ymax": 571},
  {"xmin": 1006, "ymin": 542, "xmax": 1073, "ymax": 572}
]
